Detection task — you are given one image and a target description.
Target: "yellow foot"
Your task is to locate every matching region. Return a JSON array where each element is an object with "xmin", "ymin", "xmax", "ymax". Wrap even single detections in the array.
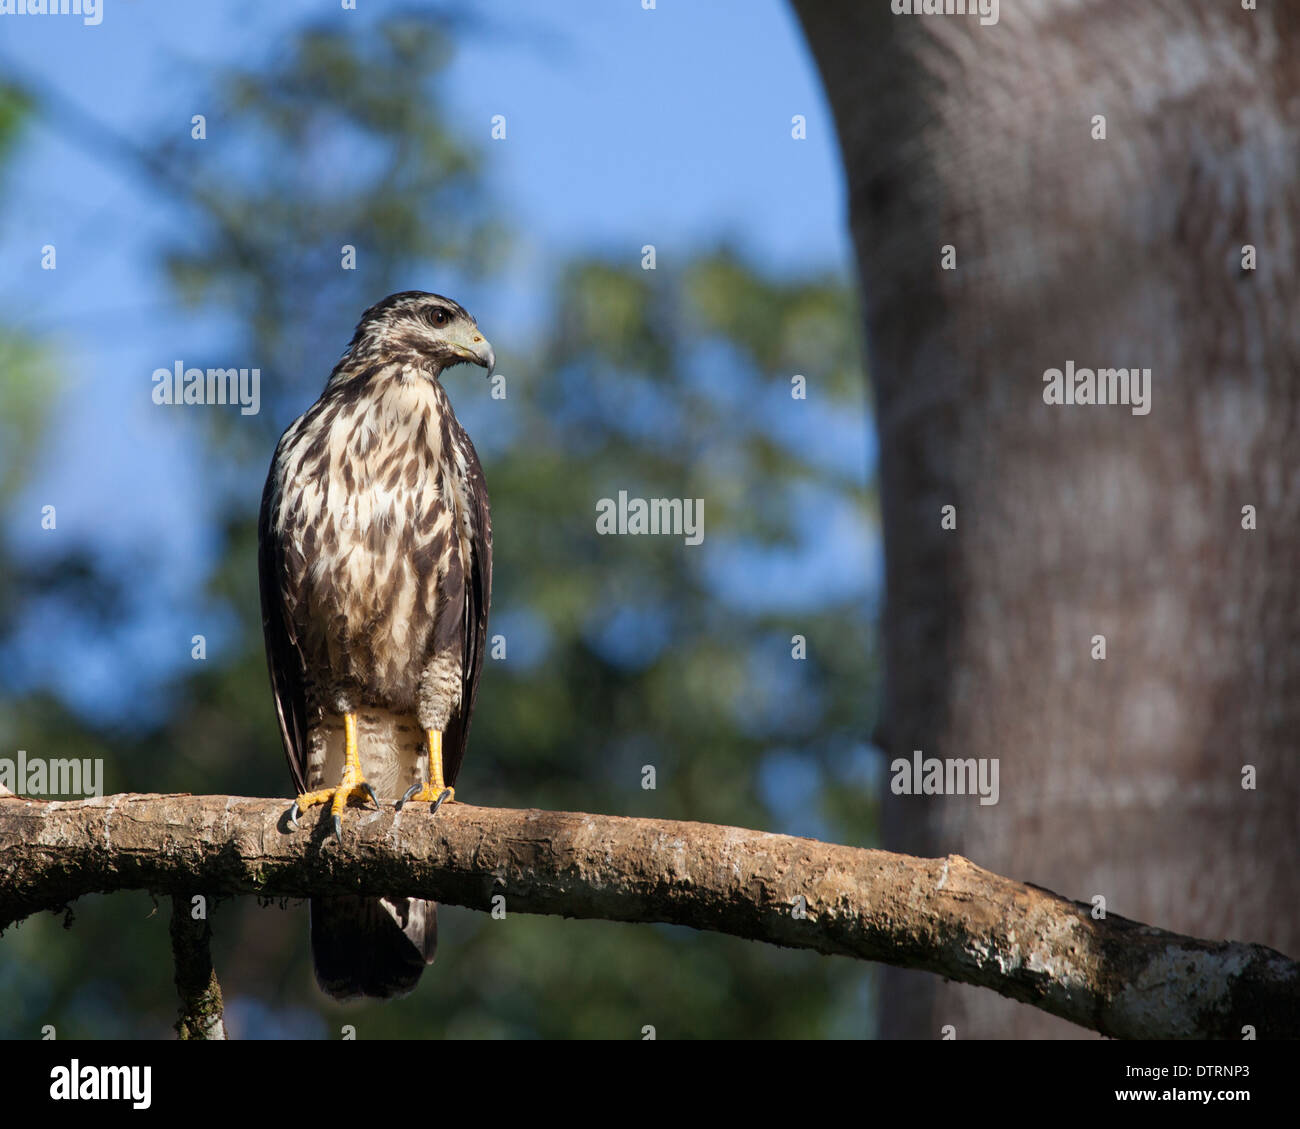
[
  {"xmin": 395, "ymin": 727, "xmax": 455, "ymax": 813},
  {"xmin": 396, "ymin": 783, "xmax": 454, "ymax": 813},
  {"xmin": 287, "ymin": 777, "xmax": 380, "ymax": 841},
  {"xmin": 285, "ymin": 711, "xmax": 380, "ymax": 841}
]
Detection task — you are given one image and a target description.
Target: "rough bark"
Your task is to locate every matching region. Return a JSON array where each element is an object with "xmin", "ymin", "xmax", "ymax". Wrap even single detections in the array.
[
  {"xmin": 792, "ymin": 0, "xmax": 1300, "ymax": 1036},
  {"xmin": 1, "ymin": 792, "xmax": 1296, "ymax": 1039}
]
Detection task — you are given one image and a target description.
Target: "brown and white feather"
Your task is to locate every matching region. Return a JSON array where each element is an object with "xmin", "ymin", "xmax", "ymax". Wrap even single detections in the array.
[{"xmin": 258, "ymin": 292, "xmax": 493, "ymax": 1000}]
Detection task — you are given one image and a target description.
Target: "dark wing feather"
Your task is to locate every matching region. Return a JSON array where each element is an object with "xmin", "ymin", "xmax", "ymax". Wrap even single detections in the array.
[
  {"xmin": 442, "ymin": 443, "xmax": 492, "ymax": 788},
  {"xmin": 258, "ymin": 443, "xmax": 310, "ymax": 796}
]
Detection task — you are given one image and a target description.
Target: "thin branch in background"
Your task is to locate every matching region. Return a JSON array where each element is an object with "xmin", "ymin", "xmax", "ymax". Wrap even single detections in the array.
[{"xmin": 168, "ymin": 893, "xmax": 226, "ymax": 1041}]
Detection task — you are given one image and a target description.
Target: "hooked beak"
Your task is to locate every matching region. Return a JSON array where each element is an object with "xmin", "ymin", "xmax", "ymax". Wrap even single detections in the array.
[{"xmin": 450, "ymin": 329, "xmax": 495, "ymax": 378}]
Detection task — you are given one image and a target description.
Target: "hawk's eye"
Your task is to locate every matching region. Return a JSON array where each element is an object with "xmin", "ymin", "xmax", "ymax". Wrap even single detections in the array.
[{"xmin": 431, "ymin": 308, "xmax": 448, "ymax": 327}]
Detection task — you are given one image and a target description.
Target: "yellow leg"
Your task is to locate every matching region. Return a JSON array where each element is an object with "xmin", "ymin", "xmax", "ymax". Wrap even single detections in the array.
[
  {"xmin": 287, "ymin": 712, "xmax": 380, "ymax": 840},
  {"xmin": 396, "ymin": 728, "xmax": 456, "ymax": 812}
]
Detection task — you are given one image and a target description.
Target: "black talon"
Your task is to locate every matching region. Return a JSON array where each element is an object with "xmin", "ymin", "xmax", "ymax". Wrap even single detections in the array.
[
  {"xmin": 287, "ymin": 801, "xmax": 301, "ymax": 829},
  {"xmin": 430, "ymin": 788, "xmax": 452, "ymax": 815},
  {"xmin": 396, "ymin": 783, "xmax": 420, "ymax": 812},
  {"xmin": 332, "ymin": 813, "xmax": 343, "ymax": 843},
  {"xmin": 362, "ymin": 781, "xmax": 381, "ymax": 810}
]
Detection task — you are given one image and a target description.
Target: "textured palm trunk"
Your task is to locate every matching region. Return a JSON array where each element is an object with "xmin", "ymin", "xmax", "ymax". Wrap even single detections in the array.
[{"xmin": 793, "ymin": 0, "xmax": 1300, "ymax": 1036}]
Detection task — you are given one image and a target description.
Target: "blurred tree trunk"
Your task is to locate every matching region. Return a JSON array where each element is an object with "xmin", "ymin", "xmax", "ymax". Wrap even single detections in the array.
[{"xmin": 793, "ymin": 0, "xmax": 1300, "ymax": 1037}]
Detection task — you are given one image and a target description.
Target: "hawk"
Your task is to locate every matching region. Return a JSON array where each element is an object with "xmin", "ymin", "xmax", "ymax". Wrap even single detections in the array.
[{"xmin": 258, "ymin": 291, "xmax": 494, "ymax": 1000}]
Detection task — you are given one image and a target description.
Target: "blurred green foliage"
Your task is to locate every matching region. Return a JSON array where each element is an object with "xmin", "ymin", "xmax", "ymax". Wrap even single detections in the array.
[{"xmin": 0, "ymin": 15, "xmax": 878, "ymax": 1039}]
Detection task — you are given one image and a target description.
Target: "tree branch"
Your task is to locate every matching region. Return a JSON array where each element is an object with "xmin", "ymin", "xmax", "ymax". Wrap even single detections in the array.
[
  {"xmin": 169, "ymin": 894, "xmax": 226, "ymax": 1041},
  {"xmin": 1, "ymin": 792, "xmax": 1294, "ymax": 1039}
]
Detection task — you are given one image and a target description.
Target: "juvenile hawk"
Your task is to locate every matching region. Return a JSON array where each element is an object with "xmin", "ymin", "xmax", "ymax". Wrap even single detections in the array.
[{"xmin": 258, "ymin": 291, "xmax": 494, "ymax": 1000}]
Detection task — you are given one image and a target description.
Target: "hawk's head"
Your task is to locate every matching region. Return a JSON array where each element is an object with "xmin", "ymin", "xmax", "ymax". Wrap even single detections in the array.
[{"xmin": 345, "ymin": 291, "xmax": 495, "ymax": 377}]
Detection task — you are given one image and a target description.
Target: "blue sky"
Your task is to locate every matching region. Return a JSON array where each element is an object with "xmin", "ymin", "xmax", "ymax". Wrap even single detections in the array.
[{"xmin": 0, "ymin": 0, "xmax": 875, "ymax": 719}]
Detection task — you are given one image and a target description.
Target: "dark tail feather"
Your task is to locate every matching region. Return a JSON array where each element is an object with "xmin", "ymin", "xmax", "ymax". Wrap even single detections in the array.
[{"xmin": 310, "ymin": 895, "xmax": 437, "ymax": 1001}]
